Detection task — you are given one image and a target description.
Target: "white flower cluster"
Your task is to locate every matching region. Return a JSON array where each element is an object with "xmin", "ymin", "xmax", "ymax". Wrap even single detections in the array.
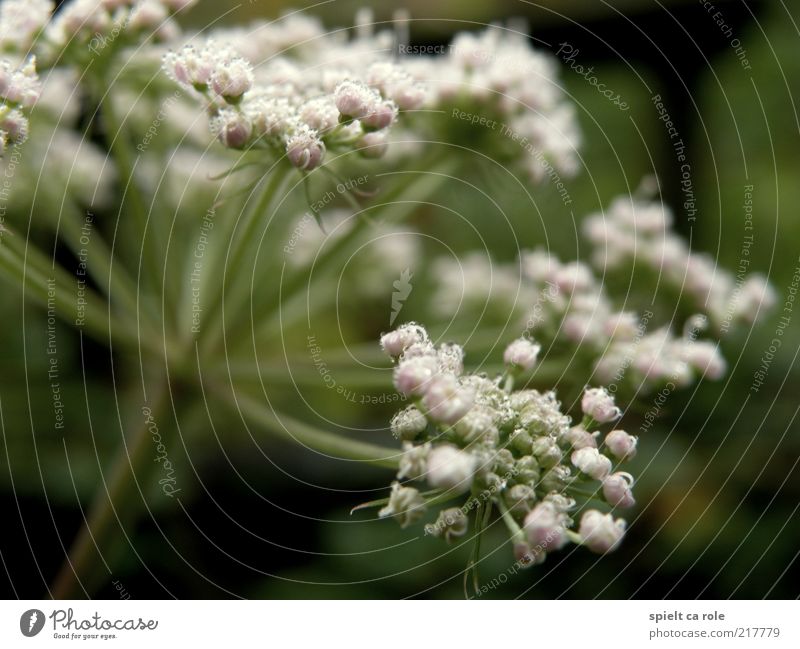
[
  {"xmin": 161, "ymin": 38, "xmax": 415, "ymax": 169},
  {"xmin": 428, "ymin": 189, "xmax": 775, "ymax": 394},
  {"xmin": 0, "ymin": 0, "xmax": 53, "ymax": 54},
  {"xmin": 583, "ymin": 194, "xmax": 777, "ymax": 329},
  {"xmin": 43, "ymin": 0, "xmax": 195, "ymax": 53},
  {"xmin": 407, "ymin": 26, "xmax": 581, "ymax": 180},
  {"xmin": 374, "ymin": 323, "xmax": 638, "ymax": 564},
  {"xmin": 0, "ymin": 57, "xmax": 40, "ymax": 154},
  {"xmin": 158, "ymin": 15, "xmax": 579, "ymax": 178},
  {"xmin": 520, "ymin": 248, "xmax": 729, "ymax": 389}
]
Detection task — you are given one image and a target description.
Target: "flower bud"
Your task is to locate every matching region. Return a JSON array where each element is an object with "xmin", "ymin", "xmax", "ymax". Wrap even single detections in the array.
[
  {"xmin": 683, "ymin": 340, "xmax": 726, "ymax": 380},
  {"xmin": 503, "ymin": 338, "xmax": 541, "ymax": 372},
  {"xmin": 356, "ymin": 129, "xmax": 389, "ymax": 158},
  {"xmin": 510, "ymin": 429, "xmax": 533, "ymax": 455},
  {"xmin": 334, "ymin": 80, "xmax": 377, "ymax": 120},
  {"xmin": 437, "ymin": 343, "xmax": 465, "ymax": 375},
  {"xmin": 211, "ymin": 57, "xmax": 254, "ymax": 102},
  {"xmin": 390, "ymin": 405, "xmax": 428, "ymax": 441},
  {"xmin": 286, "ymin": 129, "xmax": 326, "ymax": 170},
  {"xmin": 602, "ymin": 472, "xmax": 635, "ymax": 508},
  {"xmin": 424, "ymin": 507, "xmax": 467, "ymax": 543},
  {"xmin": 426, "ymin": 444, "xmax": 475, "ymax": 492},
  {"xmin": 0, "ymin": 109, "xmax": 28, "ymax": 144},
  {"xmin": 531, "ymin": 436, "xmax": 561, "ymax": 468},
  {"xmin": 523, "ymin": 502, "xmax": 568, "ymax": 552},
  {"xmin": 452, "ymin": 406, "xmax": 497, "ymax": 444},
  {"xmin": 421, "ymin": 374, "xmax": 474, "ymax": 426},
  {"xmin": 514, "ymin": 455, "xmax": 540, "ymax": 484},
  {"xmin": 391, "ymin": 82, "xmax": 427, "ymax": 111},
  {"xmin": 163, "ymin": 44, "xmax": 214, "ymax": 89},
  {"xmin": 505, "ymin": 484, "xmax": 536, "ymax": 516},
  {"xmin": 397, "ymin": 442, "xmax": 429, "ymax": 480},
  {"xmin": 380, "ymin": 323, "xmax": 428, "ymax": 358},
  {"xmin": 571, "ymin": 447, "xmax": 612, "ymax": 480},
  {"xmin": 578, "ymin": 509, "xmax": 626, "ymax": 553},
  {"xmin": 212, "ymin": 109, "xmax": 252, "ymax": 148},
  {"xmin": 540, "ymin": 465, "xmax": 571, "ymax": 492},
  {"xmin": 604, "ymin": 429, "xmax": 637, "ymax": 460},
  {"xmin": 378, "ymin": 482, "xmax": 426, "ymax": 528},
  {"xmin": 581, "ymin": 387, "xmax": 620, "ymax": 423},
  {"xmin": 393, "ymin": 355, "xmax": 438, "ymax": 396},
  {"xmin": 360, "ymin": 99, "xmax": 397, "ymax": 130},
  {"xmin": 563, "ymin": 425, "xmax": 598, "ymax": 450}
]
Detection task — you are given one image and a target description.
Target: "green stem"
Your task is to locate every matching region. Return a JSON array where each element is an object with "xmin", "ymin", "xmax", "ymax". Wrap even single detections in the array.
[
  {"xmin": 0, "ymin": 225, "xmax": 140, "ymax": 349},
  {"xmin": 197, "ymin": 165, "xmax": 294, "ymax": 355},
  {"xmin": 57, "ymin": 203, "xmax": 141, "ymax": 322},
  {"xmin": 496, "ymin": 498, "xmax": 525, "ymax": 544},
  {"xmin": 218, "ymin": 385, "xmax": 400, "ymax": 469},
  {"xmin": 252, "ymin": 155, "xmax": 461, "ymax": 342},
  {"xmin": 99, "ymin": 91, "xmax": 161, "ymax": 296},
  {"xmin": 51, "ymin": 376, "xmax": 170, "ymax": 599}
]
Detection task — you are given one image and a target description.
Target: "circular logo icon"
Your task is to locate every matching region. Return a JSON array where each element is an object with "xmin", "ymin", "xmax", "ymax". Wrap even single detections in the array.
[{"xmin": 20, "ymin": 609, "xmax": 45, "ymax": 637}]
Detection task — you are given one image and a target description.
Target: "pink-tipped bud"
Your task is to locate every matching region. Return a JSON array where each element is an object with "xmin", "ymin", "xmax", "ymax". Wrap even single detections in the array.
[
  {"xmin": 422, "ymin": 374, "xmax": 474, "ymax": 425},
  {"xmin": 602, "ymin": 472, "xmax": 635, "ymax": 508},
  {"xmin": 380, "ymin": 323, "xmax": 429, "ymax": 358},
  {"xmin": 211, "ymin": 58, "xmax": 254, "ymax": 102},
  {"xmin": 503, "ymin": 338, "xmax": 541, "ymax": 372},
  {"xmin": 286, "ymin": 129, "xmax": 325, "ymax": 170},
  {"xmin": 564, "ymin": 425, "xmax": 598, "ymax": 450},
  {"xmin": 578, "ymin": 510, "xmax": 626, "ymax": 553},
  {"xmin": 426, "ymin": 445, "xmax": 475, "ymax": 492},
  {"xmin": 360, "ymin": 99, "xmax": 397, "ymax": 130},
  {"xmin": 571, "ymin": 447, "xmax": 612, "ymax": 480},
  {"xmin": 357, "ymin": 130, "xmax": 389, "ymax": 158},
  {"xmin": 604, "ymin": 429, "xmax": 637, "ymax": 460},
  {"xmin": 581, "ymin": 387, "xmax": 620, "ymax": 423},
  {"xmin": 213, "ymin": 110, "xmax": 252, "ymax": 148},
  {"xmin": 334, "ymin": 80, "xmax": 375, "ymax": 120},
  {"xmin": 393, "ymin": 355, "xmax": 438, "ymax": 397},
  {"xmin": 523, "ymin": 502, "xmax": 568, "ymax": 552}
]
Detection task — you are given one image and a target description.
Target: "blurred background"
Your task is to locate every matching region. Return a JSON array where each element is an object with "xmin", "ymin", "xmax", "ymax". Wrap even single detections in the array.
[{"xmin": 1, "ymin": 0, "xmax": 798, "ymax": 599}]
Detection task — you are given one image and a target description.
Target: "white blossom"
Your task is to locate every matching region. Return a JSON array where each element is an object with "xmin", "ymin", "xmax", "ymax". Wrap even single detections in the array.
[{"xmin": 578, "ymin": 510, "xmax": 626, "ymax": 553}]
